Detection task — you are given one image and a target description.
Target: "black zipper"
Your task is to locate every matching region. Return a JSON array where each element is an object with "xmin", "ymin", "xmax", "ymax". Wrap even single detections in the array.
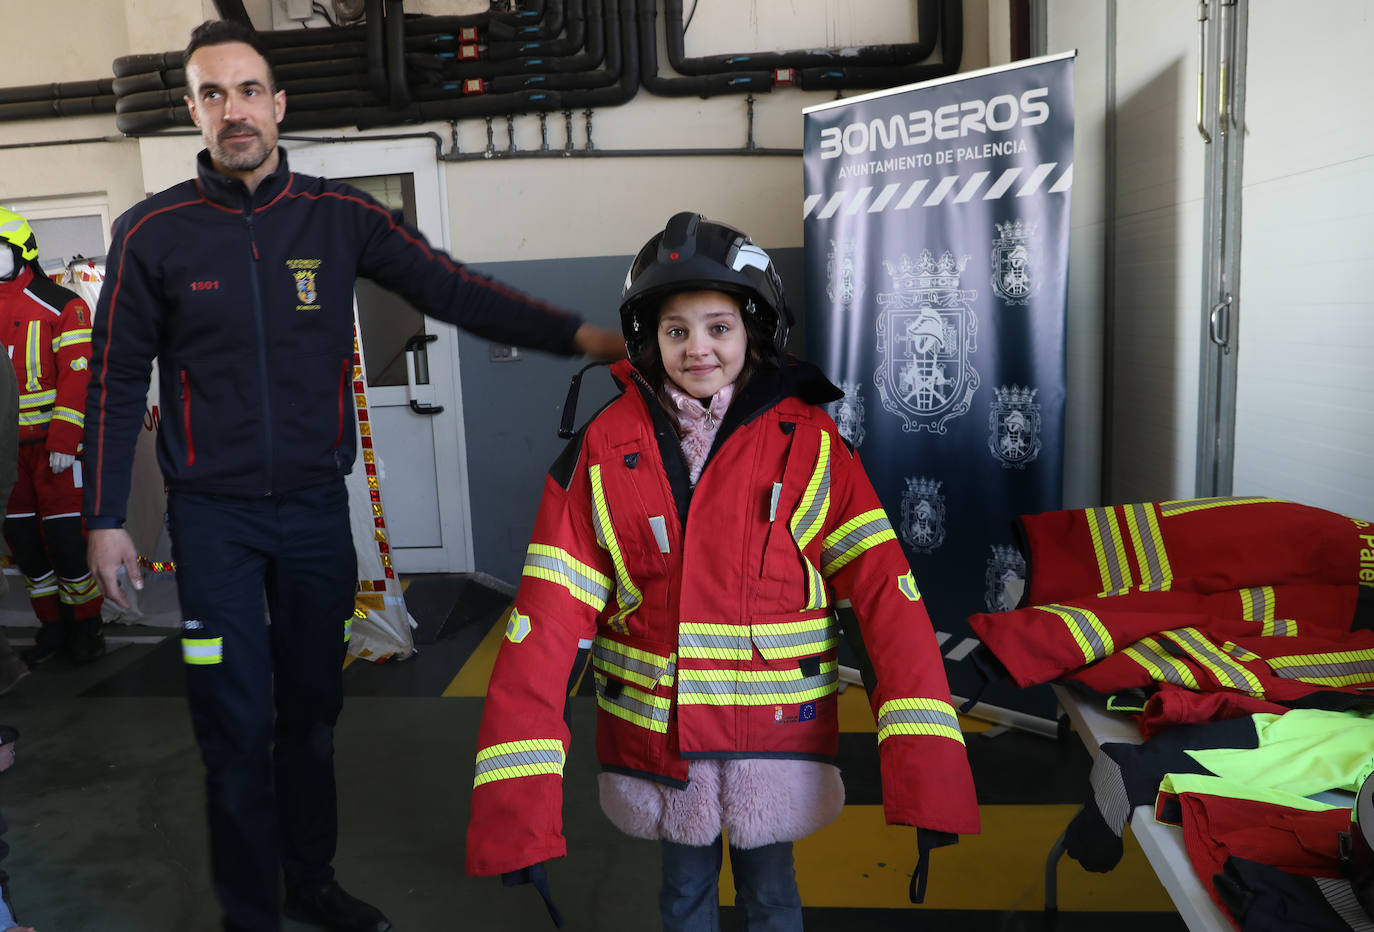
[{"xmin": 245, "ymin": 211, "xmax": 274, "ymax": 495}]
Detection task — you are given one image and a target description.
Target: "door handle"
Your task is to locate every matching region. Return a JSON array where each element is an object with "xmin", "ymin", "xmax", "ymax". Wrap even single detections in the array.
[
  {"xmin": 1209, "ymin": 294, "xmax": 1232, "ymax": 354},
  {"xmin": 405, "ymin": 333, "xmax": 444, "ymax": 415},
  {"xmin": 1196, "ymin": 0, "xmax": 1212, "ymax": 144}
]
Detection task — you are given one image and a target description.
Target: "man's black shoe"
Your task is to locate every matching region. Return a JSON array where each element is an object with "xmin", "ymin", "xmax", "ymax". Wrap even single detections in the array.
[
  {"xmin": 283, "ymin": 881, "xmax": 392, "ymax": 932},
  {"xmin": 21, "ymin": 623, "xmax": 63, "ymax": 665}
]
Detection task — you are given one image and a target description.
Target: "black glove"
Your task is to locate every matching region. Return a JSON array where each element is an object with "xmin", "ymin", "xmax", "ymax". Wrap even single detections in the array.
[
  {"xmin": 502, "ymin": 862, "xmax": 565, "ymax": 928},
  {"xmin": 909, "ymin": 829, "xmax": 959, "ymax": 904}
]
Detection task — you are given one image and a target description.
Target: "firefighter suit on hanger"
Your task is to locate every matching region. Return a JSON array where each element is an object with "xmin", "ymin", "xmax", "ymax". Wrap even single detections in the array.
[{"xmin": 0, "ymin": 207, "xmax": 102, "ymax": 663}]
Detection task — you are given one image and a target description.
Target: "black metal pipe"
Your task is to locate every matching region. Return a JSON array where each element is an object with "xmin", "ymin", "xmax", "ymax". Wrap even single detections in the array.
[
  {"xmin": 797, "ymin": 0, "xmax": 962, "ymax": 90},
  {"xmin": 422, "ymin": 0, "xmax": 606, "ymax": 80},
  {"xmin": 0, "ymin": 96, "xmax": 116, "ymax": 121},
  {"xmin": 0, "ymin": 79, "xmax": 116, "ymax": 105},
  {"xmin": 385, "ymin": 0, "xmax": 411, "ymax": 107},
  {"xmin": 367, "ymin": 0, "xmax": 388, "ymax": 100},
  {"xmin": 663, "ymin": 0, "xmax": 937, "ymax": 75},
  {"xmin": 637, "ymin": 0, "xmax": 772, "ymax": 97},
  {"xmin": 485, "ymin": 0, "xmax": 585, "ymax": 61}
]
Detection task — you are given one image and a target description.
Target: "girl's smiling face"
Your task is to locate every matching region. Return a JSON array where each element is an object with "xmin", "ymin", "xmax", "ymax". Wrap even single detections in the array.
[{"xmin": 657, "ymin": 290, "xmax": 747, "ymax": 400}]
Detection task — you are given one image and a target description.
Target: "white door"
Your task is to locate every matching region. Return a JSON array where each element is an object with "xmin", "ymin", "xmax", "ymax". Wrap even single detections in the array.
[{"xmin": 284, "ymin": 138, "xmax": 474, "ymax": 573}]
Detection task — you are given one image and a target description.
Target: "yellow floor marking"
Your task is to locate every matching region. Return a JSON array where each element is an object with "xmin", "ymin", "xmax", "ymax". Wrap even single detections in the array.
[
  {"xmin": 719, "ymin": 804, "xmax": 1176, "ymax": 912},
  {"xmin": 442, "ymin": 601, "xmax": 515, "ymax": 697}
]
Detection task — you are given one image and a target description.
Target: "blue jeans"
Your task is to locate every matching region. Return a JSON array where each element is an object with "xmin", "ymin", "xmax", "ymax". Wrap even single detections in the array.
[{"xmin": 660, "ymin": 837, "xmax": 803, "ymax": 932}]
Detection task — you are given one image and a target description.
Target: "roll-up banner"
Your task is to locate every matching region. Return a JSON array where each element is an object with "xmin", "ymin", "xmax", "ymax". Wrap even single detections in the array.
[{"xmin": 803, "ymin": 52, "xmax": 1075, "ymax": 721}]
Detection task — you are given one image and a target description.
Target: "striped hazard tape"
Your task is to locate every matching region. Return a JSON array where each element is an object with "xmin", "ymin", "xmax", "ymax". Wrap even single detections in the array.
[{"xmin": 804, "ymin": 161, "xmax": 1072, "ymax": 220}]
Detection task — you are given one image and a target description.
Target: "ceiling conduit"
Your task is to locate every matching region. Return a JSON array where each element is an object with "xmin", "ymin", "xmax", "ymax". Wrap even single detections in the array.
[{"xmin": 15, "ymin": 0, "xmax": 961, "ymax": 131}]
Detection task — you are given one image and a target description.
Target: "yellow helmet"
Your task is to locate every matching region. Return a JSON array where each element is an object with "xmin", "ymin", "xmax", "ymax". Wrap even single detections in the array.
[{"xmin": 0, "ymin": 207, "xmax": 39, "ymax": 262}]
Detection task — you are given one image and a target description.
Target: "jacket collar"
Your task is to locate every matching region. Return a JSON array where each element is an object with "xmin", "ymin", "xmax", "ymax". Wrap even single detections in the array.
[{"xmin": 195, "ymin": 146, "xmax": 291, "ymax": 211}]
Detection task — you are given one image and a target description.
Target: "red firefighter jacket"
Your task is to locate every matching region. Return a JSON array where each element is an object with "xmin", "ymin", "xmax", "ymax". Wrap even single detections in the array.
[
  {"xmin": 1017, "ymin": 498, "xmax": 1374, "ymax": 604},
  {"xmin": 466, "ymin": 360, "xmax": 979, "ymax": 876},
  {"xmin": 0, "ymin": 264, "xmax": 92, "ymax": 454}
]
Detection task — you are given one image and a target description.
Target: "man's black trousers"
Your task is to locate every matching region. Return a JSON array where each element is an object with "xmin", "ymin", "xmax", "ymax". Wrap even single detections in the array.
[{"xmin": 168, "ymin": 480, "xmax": 355, "ymax": 932}]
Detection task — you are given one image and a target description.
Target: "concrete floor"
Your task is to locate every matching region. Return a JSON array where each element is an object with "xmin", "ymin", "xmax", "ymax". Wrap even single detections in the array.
[{"xmin": 0, "ymin": 576, "xmax": 1189, "ymax": 931}]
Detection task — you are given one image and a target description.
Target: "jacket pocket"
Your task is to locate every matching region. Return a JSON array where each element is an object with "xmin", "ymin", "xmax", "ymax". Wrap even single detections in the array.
[{"xmin": 591, "ymin": 629, "xmax": 676, "ymax": 767}]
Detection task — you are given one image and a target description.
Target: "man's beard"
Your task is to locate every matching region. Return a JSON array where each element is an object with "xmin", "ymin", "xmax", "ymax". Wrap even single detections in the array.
[{"xmin": 212, "ymin": 123, "xmax": 273, "ymax": 173}]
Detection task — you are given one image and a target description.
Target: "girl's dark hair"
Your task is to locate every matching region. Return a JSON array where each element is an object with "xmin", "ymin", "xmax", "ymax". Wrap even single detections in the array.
[
  {"xmin": 184, "ymin": 20, "xmax": 279, "ymax": 92},
  {"xmin": 631, "ymin": 289, "xmax": 769, "ymax": 438}
]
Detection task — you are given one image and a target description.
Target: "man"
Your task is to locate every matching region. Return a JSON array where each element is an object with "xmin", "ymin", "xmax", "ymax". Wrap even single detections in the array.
[
  {"xmin": 0, "ymin": 208, "xmax": 104, "ymax": 669},
  {"xmin": 84, "ymin": 19, "xmax": 622, "ymax": 932}
]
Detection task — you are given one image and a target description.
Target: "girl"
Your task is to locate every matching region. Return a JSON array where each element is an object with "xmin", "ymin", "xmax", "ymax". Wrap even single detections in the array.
[{"xmin": 467, "ymin": 213, "xmax": 979, "ymax": 929}]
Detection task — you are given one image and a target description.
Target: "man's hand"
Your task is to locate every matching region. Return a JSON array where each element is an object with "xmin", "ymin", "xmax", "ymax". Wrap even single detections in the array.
[
  {"xmin": 48, "ymin": 451, "xmax": 74, "ymax": 474},
  {"xmin": 572, "ymin": 323, "xmax": 626, "ymax": 361},
  {"xmin": 87, "ymin": 527, "xmax": 143, "ymax": 610}
]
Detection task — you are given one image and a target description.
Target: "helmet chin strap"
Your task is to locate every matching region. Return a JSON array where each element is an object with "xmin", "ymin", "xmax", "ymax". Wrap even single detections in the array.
[{"xmin": 0, "ymin": 245, "xmax": 16, "ymax": 281}]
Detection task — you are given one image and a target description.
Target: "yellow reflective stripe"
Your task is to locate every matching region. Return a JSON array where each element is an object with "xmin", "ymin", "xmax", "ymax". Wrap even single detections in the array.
[
  {"xmin": 473, "ymin": 738, "xmax": 566, "ymax": 788},
  {"xmin": 1039, "ymin": 603, "xmax": 1115, "ymax": 665},
  {"xmin": 589, "ymin": 464, "xmax": 641, "ymax": 633},
  {"xmin": 594, "ymin": 673, "xmax": 671, "ymax": 733},
  {"xmin": 18, "ymin": 389, "xmax": 56, "ymax": 408},
  {"xmin": 1261, "ymin": 617, "xmax": 1297, "ymax": 637},
  {"xmin": 1086, "ymin": 506, "xmax": 1132, "ymax": 596},
  {"xmin": 54, "ymin": 329, "xmax": 91, "ymax": 348},
  {"xmin": 51, "ymin": 406, "xmax": 84, "ymax": 428},
  {"xmin": 1121, "ymin": 637, "xmax": 1200, "ymax": 689},
  {"xmin": 897, "ymin": 571, "xmax": 922, "ymax": 601},
  {"xmin": 57, "ymin": 575, "xmax": 102, "ymax": 606},
  {"xmin": 1122, "ymin": 502, "xmax": 1173, "ymax": 592},
  {"xmin": 751, "ymin": 614, "xmax": 838, "ymax": 660},
  {"xmin": 1160, "ymin": 627, "xmax": 1265, "ymax": 696},
  {"xmin": 1158, "ymin": 497, "xmax": 1284, "ymax": 516},
  {"xmin": 1268, "ymin": 648, "xmax": 1374, "ymax": 687},
  {"xmin": 344, "ymin": 617, "xmax": 353, "ymax": 642},
  {"xmin": 25, "ymin": 321, "xmax": 42, "ymax": 391},
  {"xmin": 1240, "ymin": 586, "xmax": 1276, "ymax": 623},
  {"xmin": 875, "ymin": 697, "xmax": 965, "ymax": 746},
  {"xmin": 592, "ymin": 635, "xmax": 676, "ymax": 689},
  {"xmin": 182, "ymin": 637, "xmax": 223, "ymax": 665},
  {"xmin": 17, "ymin": 410, "xmax": 52, "ymax": 427},
  {"xmin": 522, "ymin": 542, "xmax": 612, "ymax": 610},
  {"xmin": 676, "ymin": 661, "xmax": 839, "ymax": 706},
  {"xmin": 1222, "ymin": 641, "xmax": 1260, "ymax": 662},
  {"xmin": 820, "ymin": 508, "xmax": 896, "ymax": 576},
  {"xmin": 789, "ymin": 431, "xmax": 832, "ymax": 552}
]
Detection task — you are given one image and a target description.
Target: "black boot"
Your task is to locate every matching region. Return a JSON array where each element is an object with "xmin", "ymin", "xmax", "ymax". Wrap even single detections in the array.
[
  {"xmin": 21, "ymin": 621, "xmax": 64, "ymax": 665},
  {"xmin": 283, "ymin": 882, "xmax": 392, "ymax": 932},
  {"xmin": 63, "ymin": 613, "xmax": 106, "ymax": 665}
]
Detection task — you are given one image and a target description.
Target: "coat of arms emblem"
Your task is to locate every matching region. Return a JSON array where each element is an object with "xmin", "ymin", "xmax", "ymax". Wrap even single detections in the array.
[
  {"xmin": 987, "ymin": 384, "xmax": 1042, "ymax": 468},
  {"xmin": 294, "ymin": 269, "xmax": 318, "ymax": 304},
  {"xmin": 984, "ymin": 544, "xmax": 1027, "ymax": 612},
  {"xmin": 899, "ymin": 476, "xmax": 946, "ymax": 553},
  {"xmin": 873, "ymin": 249, "xmax": 979, "ymax": 434},
  {"xmin": 826, "ymin": 239, "xmax": 861, "ymax": 308},
  {"xmin": 830, "ymin": 381, "xmax": 866, "ymax": 449},
  {"xmin": 990, "ymin": 219, "xmax": 1038, "ymax": 306}
]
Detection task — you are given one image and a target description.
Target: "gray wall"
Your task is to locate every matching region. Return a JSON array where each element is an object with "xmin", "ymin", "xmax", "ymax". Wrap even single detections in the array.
[{"xmin": 464, "ymin": 247, "xmax": 808, "ymax": 585}]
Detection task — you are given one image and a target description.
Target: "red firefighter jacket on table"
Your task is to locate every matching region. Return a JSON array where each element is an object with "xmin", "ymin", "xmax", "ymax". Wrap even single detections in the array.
[
  {"xmin": 466, "ymin": 359, "xmax": 979, "ymax": 877},
  {"xmin": 0, "ymin": 264, "xmax": 92, "ymax": 454},
  {"xmin": 967, "ymin": 500, "xmax": 1374, "ymax": 716}
]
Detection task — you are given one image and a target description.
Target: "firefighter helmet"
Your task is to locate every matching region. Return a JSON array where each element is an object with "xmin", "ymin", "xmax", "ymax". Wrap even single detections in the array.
[
  {"xmin": 0, "ymin": 207, "xmax": 39, "ymax": 263},
  {"xmin": 1342, "ymin": 769, "xmax": 1374, "ymax": 920},
  {"xmin": 619, "ymin": 212, "xmax": 792, "ymax": 363}
]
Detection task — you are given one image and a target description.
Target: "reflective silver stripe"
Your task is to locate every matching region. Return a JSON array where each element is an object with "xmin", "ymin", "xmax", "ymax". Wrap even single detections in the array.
[
  {"xmin": 522, "ymin": 544, "xmax": 611, "ymax": 609},
  {"xmin": 182, "ymin": 637, "xmax": 223, "ymax": 665},
  {"xmin": 676, "ymin": 663, "xmax": 839, "ymax": 705},
  {"xmin": 1122, "ymin": 638, "xmax": 1195, "ymax": 688},
  {"xmin": 751, "ymin": 619, "xmax": 837, "ymax": 656},
  {"xmin": 1158, "ymin": 496, "xmax": 1282, "ymax": 516},
  {"xmin": 820, "ymin": 510, "xmax": 896, "ymax": 576},
  {"xmin": 1161, "ymin": 628, "xmax": 1261, "ymax": 693},
  {"xmin": 1262, "ymin": 618, "xmax": 1296, "ymax": 637},
  {"xmin": 1242, "ymin": 586, "xmax": 1273, "ymax": 622},
  {"xmin": 591, "ymin": 636, "xmax": 675, "ymax": 689},
  {"xmin": 769, "ymin": 482, "xmax": 782, "ymax": 522},
  {"xmin": 1270, "ymin": 650, "xmax": 1374, "ymax": 686},
  {"xmin": 594, "ymin": 673, "xmax": 671, "ymax": 733},
  {"xmin": 1124, "ymin": 502, "xmax": 1171, "ymax": 591},
  {"xmin": 1088, "ymin": 507, "xmax": 1130, "ymax": 593},
  {"xmin": 789, "ymin": 434, "xmax": 832, "ymax": 551},
  {"xmin": 876, "ymin": 704, "xmax": 959, "ymax": 733},
  {"xmin": 473, "ymin": 739, "xmax": 565, "ymax": 788},
  {"xmin": 1041, "ymin": 603, "xmax": 1114, "ymax": 664},
  {"xmin": 648, "ymin": 515, "xmax": 670, "ymax": 553},
  {"xmin": 678, "ymin": 630, "xmax": 751, "ymax": 656}
]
